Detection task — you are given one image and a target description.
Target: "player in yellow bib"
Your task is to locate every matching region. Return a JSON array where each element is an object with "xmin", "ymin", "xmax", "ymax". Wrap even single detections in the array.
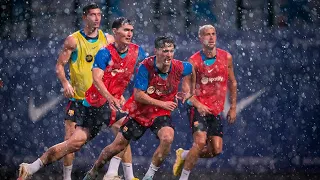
[
  {"xmin": 55, "ymin": 3, "xmax": 112, "ymax": 180},
  {"xmin": 18, "ymin": 3, "xmax": 137, "ymax": 180},
  {"xmin": 67, "ymin": 29, "xmax": 108, "ymax": 100}
]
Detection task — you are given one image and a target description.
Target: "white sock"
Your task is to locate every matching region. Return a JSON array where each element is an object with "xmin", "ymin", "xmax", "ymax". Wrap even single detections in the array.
[
  {"xmin": 179, "ymin": 169, "xmax": 191, "ymax": 180},
  {"xmin": 122, "ymin": 162, "xmax": 134, "ymax": 180},
  {"xmin": 63, "ymin": 165, "xmax": 73, "ymax": 180},
  {"xmin": 143, "ymin": 163, "xmax": 159, "ymax": 179},
  {"xmin": 181, "ymin": 150, "xmax": 189, "ymax": 160},
  {"xmin": 27, "ymin": 158, "xmax": 44, "ymax": 174},
  {"xmin": 106, "ymin": 156, "xmax": 121, "ymax": 176}
]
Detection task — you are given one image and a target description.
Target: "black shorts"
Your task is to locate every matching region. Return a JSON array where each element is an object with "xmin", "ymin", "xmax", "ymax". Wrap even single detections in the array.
[
  {"xmin": 120, "ymin": 116, "xmax": 174, "ymax": 141},
  {"xmin": 64, "ymin": 101, "xmax": 78, "ymax": 122},
  {"xmin": 75, "ymin": 102, "xmax": 127, "ymax": 138},
  {"xmin": 188, "ymin": 107, "xmax": 223, "ymax": 137}
]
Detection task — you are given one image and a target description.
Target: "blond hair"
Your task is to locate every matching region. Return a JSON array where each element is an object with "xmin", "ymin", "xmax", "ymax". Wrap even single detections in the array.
[{"xmin": 198, "ymin": 25, "xmax": 215, "ymax": 37}]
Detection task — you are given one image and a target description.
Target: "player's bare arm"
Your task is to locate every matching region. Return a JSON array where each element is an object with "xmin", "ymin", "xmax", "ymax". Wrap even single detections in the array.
[
  {"xmin": 181, "ymin": 59, "xmax": 195, "ymax": 102},
  {"xmin": 184, "ymin": 59, "xmax": 211, "ymax": 116},
  {"xmin": 56, "ymin": 35, "xmax": 77, "ymax": 98},
  {"xmin": 92, "ymin": 68, "xmax": 120, "ymax": 111},
  {"xmin": 134, "ymin": 88, "xmax": 177, "ymax": 111},
  {"xmin": 227, "ymin": 53, "xmax": 237, "ymax": 124}
]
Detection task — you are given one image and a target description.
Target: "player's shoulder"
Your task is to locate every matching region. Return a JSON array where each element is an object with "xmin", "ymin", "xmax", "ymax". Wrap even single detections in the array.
[
  {"xmin": 172, "ymin": 59, "xmax": 186, "ymax": 70},
  {"xmin": 129, "ymin": 43, "xmax": 140, "ymax": 48},
  {"xmin": 98, "ymin": 45, "xmax": 111, "ymax": 54},
  {"xmin": 140, "ymin": 56, "xmax": 154, "ymax": 66},
  {"xmin": 68, "ymin": 30, "xmax": 81, "ymax": 38},
  {"xmin": 217, "ymin": 48, "xmax": 230, "ymax": 55},
  {"xmin": 189, "ymin": 50, "xmax": 201, "ymax": 59},
  {"xmin": 142, "ymin": 55, "xmax": 153, "ymax": 62},
  {"xmin": 103, "ymin": 32, "xmax": 115, "ymax": 44},
  {"xmin": 63, "ymin": 34, "xmax": 77, "ymax": 49}
]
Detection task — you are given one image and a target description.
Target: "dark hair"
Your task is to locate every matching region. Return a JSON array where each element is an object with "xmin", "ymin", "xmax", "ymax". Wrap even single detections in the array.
[
  {"xmin": 112, "ymin": 17, "xmax": 133, "ymax": 29},
  {"xmin": 82, "ymin": 3, "xmax": 100, "ymax": 15},
  {"xmin": 154, "ymin": 36, "xmax": 176, "ymax": 49}
]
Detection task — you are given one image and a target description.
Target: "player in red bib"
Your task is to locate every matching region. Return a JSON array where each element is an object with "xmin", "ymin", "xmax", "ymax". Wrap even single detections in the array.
[
  {"xmin": 83, "ymin": 36, "xmax": 193, "ymax": 180},
  {"xmin": 173, "ymin": 25, "xmax": 238, "ymax": 180},
  {"xmin": 84, "ymin": 17, "xmax": 146, "ymax": 180}
]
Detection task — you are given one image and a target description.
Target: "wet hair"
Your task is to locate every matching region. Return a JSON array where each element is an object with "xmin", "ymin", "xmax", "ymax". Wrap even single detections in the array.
[
  {"xmin": 198, "ymin": 24, "xmax": 215, "ymax": 37},
  {"xmin": 82, "ymin": 3, "xmax": 100, "ymax": 15},
  {"xmin": 112, "ymin": 17, "xmax": 133, "ymax": 29},
  {"xmin": 154, "ymin": 36, "xmax": 176, "ymax": 49}
]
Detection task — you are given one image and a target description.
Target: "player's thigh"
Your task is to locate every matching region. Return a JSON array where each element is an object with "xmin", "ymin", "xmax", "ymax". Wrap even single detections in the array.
[
  {"xmin": 193, "ymin": 131, "xmax": 207, "ymax": 147},
  {"xmin": 65, "ymin": 120, "xmax": 76, "ymax": 139},
  {"xmin": 207, "ymin": 135, "xmax": 223, "ymax": 153},
  {"xmin": 111, "ymin": 116, "xmax": 126, "ymax": 135},
  {"xmin": 64, "ymin": 101, "xmax": 77, "ymax": 139},
  {"xmin": 151, "ymin": 116, "xmax": 174, "ymax": 143},
  {"xmin": 112, "ymin": 131, "xmax": 131, "ymax": 149},
  {"xmin": 120, "ymin": 117, "xmax": 148, "ymax": 141},
  {"xmin": 67, "ymin": 126, "xmax": 90, "ymax": 148},
  {"xmin": 189, "ymin": 107, "xmax": 209, "ymax": 134}
]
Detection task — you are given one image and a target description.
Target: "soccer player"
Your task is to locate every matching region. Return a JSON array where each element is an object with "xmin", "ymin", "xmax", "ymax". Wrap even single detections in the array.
[
  {"xmin": 18, "ymin": 17, "xmax": 145, "ymax": 180},
  {"xmin": 83, "ymin": 36, "xmax": 193, "ymax": 180},
  {"xmin": 172, "ymin": 24, "xmax": 237, "ymax": 180},
  {"xmin": 85, "ymin": 16, "xmax": 146, "ymax": 180},
  {"xmin": 54, "ymin": 3, "xmax": 113, "ymax": 180}
]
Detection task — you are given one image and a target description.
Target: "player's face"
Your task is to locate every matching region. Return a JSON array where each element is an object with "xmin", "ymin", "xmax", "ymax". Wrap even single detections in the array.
[
  {"xmin": 199, "ymin": 28, "xmax": 217, "ymax": 49},
  {"xmin": 83, "ymin": 8, "xmax": 102, "ymax": 29},
  {"xmin": 155, "ymin": 43, "xmax": 175, "ymax": 66},
  {"xmin": 113, "ymin": 24, "xmax": 134, "ymax": 45}
]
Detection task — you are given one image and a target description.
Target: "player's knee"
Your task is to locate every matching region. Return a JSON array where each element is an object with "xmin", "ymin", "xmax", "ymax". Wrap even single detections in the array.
[
  {"xmin": 160, "ymin": 135, "xmax": 174, "ymax": 145},
  {"xmin": 194, "ymin": 139, "xmax": 206, "ymax": 150},
  {"xmin": 69, "ymin": 138, "xmax": 86, "ymax": 151},
  {"xmin": 212, "ymin": 146, "xmax": 223, "ymax": 156},
  {"xmin": 72, "ymin": 143, "xmax": 83, "ymax": 151}
]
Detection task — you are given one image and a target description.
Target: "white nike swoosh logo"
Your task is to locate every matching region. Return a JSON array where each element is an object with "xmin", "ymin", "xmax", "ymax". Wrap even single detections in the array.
[
  {"xmin": 222, "ymin": 88, "xmax": 267, "ymax": 117},
  {"xmin": 208, "ymin": 69, "xmax": 214, "ymax": 73},
  {"xmin": 28, "ymin": 95, "xmax": 64, "ymax": 123}
]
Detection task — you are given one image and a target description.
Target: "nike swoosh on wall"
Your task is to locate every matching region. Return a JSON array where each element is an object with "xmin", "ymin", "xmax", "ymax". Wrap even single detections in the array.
[
  {"xmin": 28, "ymin": 95, "xmax": 64, "ymax": 123},
  {"xmin": 222, "ymin": 88, "xmax": 267, "ymax": 117}
]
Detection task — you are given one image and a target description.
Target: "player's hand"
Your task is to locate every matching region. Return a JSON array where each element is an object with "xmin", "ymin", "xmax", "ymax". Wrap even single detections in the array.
[
  {"xmin": 196, "ymin": 103, "xmax": 212, "ymax": 116},
  {"xmin": 161, "ymin": 101, "xmax": 178, "ymax": 111},
  {"xmin": 107, "ymin": 96, "xmax": 121, "ymax": 111},
  {"xmin": 62, "ymin": 81, "xmax": 74, "ymax": 98},
  {"xmin": 183, "ymin": 93, "xmax": 194, "ymax": 104},
  {"xmin": 120, "ymin": 95, "xmax": 126, "ymax": 106},
  {"xmin": 227, "ymin": 107, "xmax": 236, "ymax": 124}
]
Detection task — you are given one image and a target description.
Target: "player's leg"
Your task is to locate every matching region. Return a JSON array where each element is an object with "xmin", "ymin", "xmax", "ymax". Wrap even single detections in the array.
[
  {"xmin": 117, "ymin": 117, "xmax": 137, "ymax": 180},
  {"xmin": 143, "ymin": 116, "xmax": 174, "ymax": 180},
  {"xmin": 175, "ymin": 109, "xmax": 208, "ymax": 180},
  {"xmin": 177, "ymin": 131, "xmax": 207, "ymax": 180},
  {"xmin": 104, "ymin": 119, "xmax": 123, "ymax": 179},
  {"xmin": 199, "ymin": 115, "xmax": 223, "ymax": 158},
  {"xmin": 85, "ymin": 117, "xmax": 145, "ymax": 180},
  {"xmin": 18, "ymin": 126, "xmax": 90, "ymax": 179},
  {"xmin": 63, "ymin": 101, "xmax": 77, "ymax": 180},
  {"xmin": 199, "ymin": 136, "xmax": 222, "ymax": 158},
  {"xmin": 18, "ymin": 103, "xmax": 105, "ymax": 179},
  {"xmin": 85, "ymin": 132, "xmax": 130, "ymax": 179},
  {"xmin": 104, "ymin": 116, "xmax": 136, "ymax": 180},
  {"xmin": 63, "ymin": 120, "xmax": 77, "ymax": 180}
]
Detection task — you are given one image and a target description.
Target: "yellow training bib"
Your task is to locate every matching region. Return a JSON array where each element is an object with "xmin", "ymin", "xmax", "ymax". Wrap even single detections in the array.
[{"xmin": 69, "ymin": 30, "xmax": 108, "ymax": 100}]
